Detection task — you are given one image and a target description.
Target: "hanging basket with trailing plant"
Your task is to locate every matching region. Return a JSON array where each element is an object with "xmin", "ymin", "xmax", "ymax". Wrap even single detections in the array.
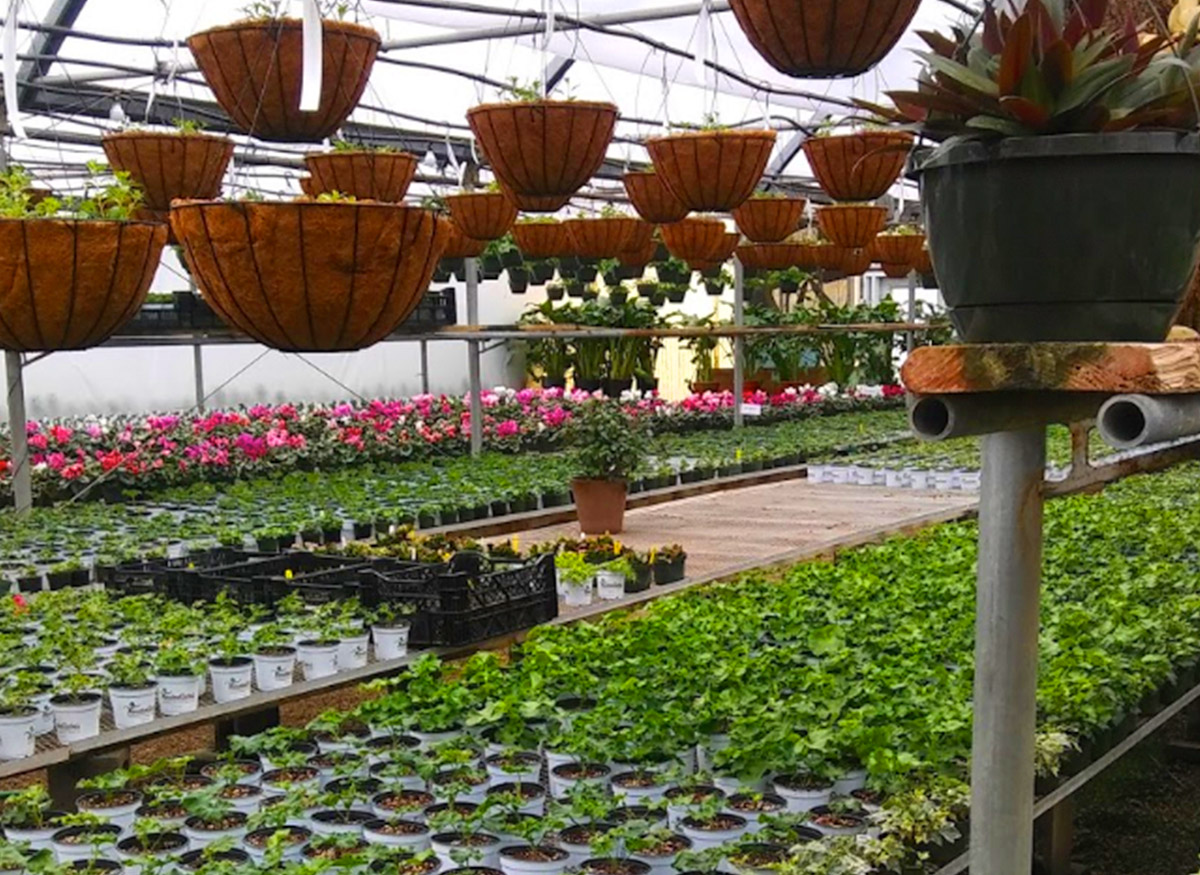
[
  {"xmin": 732, "ymin": 194, "xmax": 807, "ymax": 242},
  {"xmin": 661, "ymin": 217, "xmax": 729, "ymax": 263},
  {"xmin": 467, "ymin": 100, "xmax": 618, "ymax": 212},
  {"xmin": 171, "ymin": 201, "xmax": 449, "ymax": 351},
  {"xmin": 102, "ymin": 129, "xmax": 233, "ymax": 222},
  {"xmin": 563, "ymin": 217, "xmax": 640, "ymax": 259},
  {"xmin": 446, "ymin": 191, "xmax": 518, "ymax": 240},
  {"xmin": 623, "ymin": 170, "xmax": 690, "ymax": 224},
  {"xmin": 735, "ymin": 242, "xmax": 803, "ymax": 271},
  {"xmin": 802, "ymin": 131, "xmax": 912, "ymax": 201},
  {"xmin": 815, "ymin": 204, "xmax": 888, "ymax": 248},
  {"xmin": 0, "ymin": 220, "xmax": 168, "ymax": 351},
  {"xmin": 870, "ymin": 227, "xmax": 926, "ymax": 266},
  {"xmin": 647, "ymin": 129, "xmax": 776, "ymax": 211},
  {"xmin": 304, "ymin": 149, "xmax": 418, "ymax": 202},
  {"xmin": 728, "ymin": 0, "xmax": 921, "ymax": 78},
  {"xmin": 187, "ymin": 18, "xmax": 380, "ymax": 143}
]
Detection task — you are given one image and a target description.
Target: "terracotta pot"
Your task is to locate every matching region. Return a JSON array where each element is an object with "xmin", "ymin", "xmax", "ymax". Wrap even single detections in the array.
[
  {"xmin": 732, "ymin": 196, "xmax": 807, "ymax": 242},
  {"xmin": 102, "ymin": 131, "xmax": 233, "ymax": 212},
  {"xmin": 618, "ymin": 236, "xmax": 658, "ymax": 268},
  {"xmin": 816, "ymin": 205, "xmax": 888, "ymax": 248},
  {"xmin": 304, "ymin": 152, "xmax": 418, "ymax": 202},
  {"xmin": 802, "ymin": 131, "xmax": 912, "ymax": 201},
  {"xmin": 661, "ymin": 217, "xmax": 728, "ymax": 263},
  {"xmin": 729, "ymin": 0, "xmax": 920, "ymax": 77},
  {"xmin": 440, "ymin": 224, "xmax": 488, "ymax": 259},
  {"xmin": 446, "ymin": 191, "xmax": 518, "ymax": 241},
  {"xmin": 837, "ymin": 247, "xmax": 873, "ymax": 276},
  {"xmin": 188, "ymin": 18, "xmax": 380, "ymax": 143},
  {"xmin": 513, "ymin": 222, "xmax": 569, "ymax": 259},
  {"xmin": 564, "ymin": 217, "xmax": 640, "ymax": 259},
  {"xmin": 0, "ymin": 220, "xmax": 167, "ymax": 351},
  {"xmin": 647, "ymin": 130, "xmax": 776, "ymax": 212},
  {"xmin": 870, "ymin": 232, "xmax": 926, "ymax": 266},
  {"xmin": 170, "ymin": 202, "xmax": 449, "ymax": 351},
  {"xmin": 623, "ymin": 171, "xmax": 690, "ymax": 224},
  {"xmin": 467, "ymin": 100, "xmax": 618, "ymax": 212},
  {"xmin": 571, "ymin": 478, "xmax": 628, "ymax": 535},
  {"xmin": 880, "ymin": 261, "xmax": 913, "ymax": 279},
  {"xmin": 735, "ymin": 242, "xmax": 804, "ymax": 271}
]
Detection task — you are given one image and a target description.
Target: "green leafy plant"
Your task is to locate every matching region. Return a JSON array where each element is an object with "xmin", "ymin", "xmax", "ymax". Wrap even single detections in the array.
[{"xmin": 565, "ymin": 400, "xmax": 648, "ymax": 481}]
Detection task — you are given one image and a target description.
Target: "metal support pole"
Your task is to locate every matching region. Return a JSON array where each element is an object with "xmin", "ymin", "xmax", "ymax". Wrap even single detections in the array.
[
  {"xmin": 192, "ymin": 344, "xmax": 205, "ymax": 411},
  {"xmin": 906, "ymin": 271, "xmax": 918, "ymax": 353},
  {"xmin": 419, "ymin": 340, "xmax": 430, "ymax": 395},
  {"xmin": 465, "ymin": 257, "xmax": 483, "ymax": 457},
  {"xmin": 733, "ymin": 258, "xmax": 745, "ymax": 428},
  {"xmin": 5, "ymin": 352, "xmax": 32, "ymax": 514},
  {"xmin": 972, "ymin": 427, "xmax": 1046, "ymax": 875}
]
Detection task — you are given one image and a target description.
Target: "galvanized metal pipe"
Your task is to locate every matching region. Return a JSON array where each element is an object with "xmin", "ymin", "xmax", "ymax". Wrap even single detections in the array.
[
  {"xmin": 1097, "ymin": 393, "xmax": 1200, "ymax": 450},
  {"xmin": 192, "ymin": 343, "xmax": 205, "ymax": 411},
  {"xmin": 972, "ymin": 427, "xmax": 1045, "ymax": 875},
  {"xmin": 909, "ymin": 393, "xmax": 1105, "ymax": 442},
  {"xmin": 733, "ymin": 258, "xmax": 745, "ymax": 428},
  {"xmin": 465, "ymin": 257, "xmax": 483, "ymax": 457},
  {"xmin": 5, "ymin": 351, "xmax": 32, "ymax": 514}
]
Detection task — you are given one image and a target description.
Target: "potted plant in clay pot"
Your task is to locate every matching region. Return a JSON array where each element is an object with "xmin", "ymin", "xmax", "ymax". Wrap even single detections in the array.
[
  {"xmin": 732, "ymin": 191, "xmax": 806, "ymax": 243},
  {"xmin": 881, "ymin": 0, "xmax": 1200, "ymax": 341},
  {"xmin": 187, "ymin": 2, "xmax": 380, "ymax": 143},
  {"xmin": 623, "ymin": 170, "xmax": 690, "ymax": 224},
  {"xmin": 728, "ymin": 0, "xmax": 921, "ymax": 77},
  {"xmin": 467, "ymin": 81, "xmax": 618, "ymax": 211},
  {"xmin": 565, "ymin": 401, "xmax": 647, "ymax": 535},
  {"xmin": 646, "ymin": 121, "xmax": 775, "ymax": 212},
  {"xmin": 801, "ymin": 127, "xmax": 912, "ymax": 202},
  {"xmin": 102, "ymin": 119, "xmax": 233, "ymax": 225},
  {"xmin": 447, "ymin": 186, "xmax": 519, "ymax": 241},
  {"xmin": 305, "ymin": 141, "xmax": 419, "ymax": 202},
  {"xmin": 0, "ymin": 164, "xmax": 168, "ymax": 352},
  {"xmin": 170, "ymin": 198, "xmax": 450, "ymax": 351}
]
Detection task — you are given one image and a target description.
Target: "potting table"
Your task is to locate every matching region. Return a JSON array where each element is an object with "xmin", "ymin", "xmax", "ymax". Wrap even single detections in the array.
[{"xmin": 903, "ymin": 341, "xmax": 1200, "ymax": 875}]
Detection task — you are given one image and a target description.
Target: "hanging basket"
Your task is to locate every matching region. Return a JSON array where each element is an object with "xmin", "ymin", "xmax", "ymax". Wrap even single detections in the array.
[
  {"xmin": 708, "ymin": 231, "xmax": 740, "ymax": 263},
  {"xmin": 880, "ymin": 262, "xmax": 913, "ymax": 279},
  {"xmin": 732, "ymin": 196, "xmax": 807, "ymax": 242},
  {"xmin": 299, "ymin": 177, "xmax": 316, "ymax": 197},
  {"xmin": 816, "ymin": 204, "xmax": 888, "ymax": 248},
  {"xmin": 442, "ymin": 223, "xmax": 488, "ymax": 259},
  {"xmin": 647, "ymin": 130, "xmax": 776, "ymax": 212},
  {"xmin": 661, "ymin": 217, "xmax": 728, "ymax": 263},
  {"xmin": 837, "ymin": 247, "xmax": 873, "ymax": 276},
  {"xmin": 304, "ymin": 151, "xmax": 418, "ymax": 202},
  {"xmin": 563, "ymin": 217, "xmax": 640, "ymax": 259},
  {"xmin": 171, "ymin": 201, "xmax": 448, "ymax": 351},
  {"xmin": 623, "ymin": 220, "xmax": 656, "ymax": 253},
  {"xmin": 446, "ymin": 191, "xmax": 518, "ymax": 240},
  {"xmin": 618, "ymin": 235, "xmax": 657, "ymax": 268},
  {"xmin": 0, "ymin": 220, "xmax": 167, "ymax": 351},
  {"xmin": 467, "ymin": 100, "xmax": 618, "ymax": 212},
  {"xmin": 102, "ymin": 131, "xmax": 233, "ymax": 213},
  {"xmin": 187, "ymin": 18, "xmax": 380, "ymax": 143},
  {"xmin": 913, "ymin": 246, "xmax": 934, "ymax": 276},
  {"xmin": 728, "ymin": 0, "xmax": 921, "ymax": 78},
  {"xmin": 870, "ymin": 231, "xmax": 926, "ymax": 266},
  {"xmin": 796, "ymin": 242, "xmax": 842, "ymax": 271},
  {"xmin": 513, "ymin": 221, "xmax": 569, "ymax": 259},
  {"xmin": 736, "ymin": 242, "xmax": 803, "ymax": 271},
  {"xmin": 803, "ymin": 132, "xmax": 912, "ymax": 202},
  {"xmin": 623, "ymin": 171, "xmax": 690, "ymax": 224}
]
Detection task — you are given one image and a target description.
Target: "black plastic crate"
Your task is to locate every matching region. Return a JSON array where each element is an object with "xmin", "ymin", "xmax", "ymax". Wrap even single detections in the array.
[
  {"xmin": 174, "ymin": 553, "xmax": 380, "ymax": 606},
  {"xmin": 401, "ymin": 287, "xmax": 456, "ymax": 331},
  {"xmin": 102, "ymin": 548, "xmax": 264, "ymax": 597},
  {"xmin": 359, "ymin": 553, "xmax": 557, "ymax": 647}
]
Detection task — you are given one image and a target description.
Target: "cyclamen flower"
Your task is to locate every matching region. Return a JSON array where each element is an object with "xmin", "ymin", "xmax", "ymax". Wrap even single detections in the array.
[{"xmin": 495, "ymin": 420, "xmax": 520, "ymax": 438}]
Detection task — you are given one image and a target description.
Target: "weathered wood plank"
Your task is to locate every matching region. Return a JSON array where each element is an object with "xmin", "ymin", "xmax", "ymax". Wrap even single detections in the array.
[{"xmin": 903, "ymin": 343, "xmax": 1200, "ymax": 395}]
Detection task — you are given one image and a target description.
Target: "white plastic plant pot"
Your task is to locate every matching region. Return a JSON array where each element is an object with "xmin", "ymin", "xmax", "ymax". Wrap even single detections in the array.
[
  {"xmin": 363, "ymin": 818, "xmax": 431, "ymax": 852},
  {"xmin": 829, "ymin": 467, "xmax": 850, "ymax": 485},
  {"xmin": 109, "ymin": 684, "xmax": 157, "ymax": 729},
  {"xmin": 485, "ymin": 782, "xmax": 545, "ymax": 816},
  {"xmin": 31, "ymin": 691, "xmax": 55, "ymax": 736},
  {"xmin": 664, "ymin": 786, "xmax": 726, "ymax": 830},
  {"xmin": 372, "ymin": 623, "xmax": 411, "ymax": 661},
  {"xmin": 432, "ymin": 832, "xmax": 501, "ymax": 871},
  {"xmin": 562, "ymin": 579, "xmax": 594, "ymax": 608},
  {"xmin": 183, "ymin": 815, "xmax": 248, "ymax": 849},
  {"xmin": 910, "ymin": 470, "xmax": 930, "ymax": 490},
  {"xmin": 49, "ymin": 693, "xmax": 102, "ymax": 744},
  {"xmin": 962, "ymin": 471, "xmax": 982, "ymax": 491},
  {"xmin": 0, "ymin": 707, "xmax": 38, "ymax": 759},
  {"xmin": 499, "ymin": 845, "xmax": 571, "ymax": 875},
  {"xmin": 261, "ymin": 767, "xmax": 321, "ymax": 797},
  {"xmin": 157, "ymin": 673, "xmax": 202, "ymax": 716},
  {"xmin": 221, "ymin": 785, "xmax": 264, "ymax": 816},
  {"xmin": 696, "ymin": 733, "xmax": 729, "ymax": 773},
  {"xmin": 242, "ymin": 826, "xmax": 312, "ymax": 864},
  {"xmin": 6, "ymin": 822, "xmax": 62, "ymax": 850},
  {"xmin": 807, "ymin": 808, "xmax": 868, "ymax": 838},
  {"xmin": 370, "ymin": 789, "xmax": 437, "ymax": 822},
  {"xmin": 338, "ymin": 633, "xmax": 371, "ymax": 671},
  {"xmin": 253, "ymin": 647, "xmax": 297, "ymax": 692},
  {"xmin": 555, "ymin": 568, "xmax": 566, "ymax": 597},
  {"xmin": 832, "ymin": 769, "xmax": 868, "ymax": 797},
  {"xmin": 309, "ymin": 809, "xmax": 375, "ymax": 837},
  {"xmin": 727, "ymin": 793, "xmax": 787, "ymax": 833},
  {"xmin": 77, "ymin": 790, "xmax": 144, "ymax": 831},
  {"xmin": 630, "ymin": 835, "xmax": 692, "ymax": 875},
  {"xmin": 432, "ymin": 773, "xmax": 490, "ymax": 805},
  {"xmin": 711, "ymin": 774, "xmax": 766, "ymax": 796},
  {"xmin": 543, "ymin": 749, "xmax": 577, "ymax": 774},
  {"xmin": 368, "ymin": 763, "xmax": 426, "ymax": 791},
  {"xmin": 594, "ymin": 570, "xmax": 626, "ymax": 601},
  {"xmin": 883, "ymin": 469, "xmax": 904, "ymax": 488},
  {"xmin": 679, "ymin": 814, "xmax": 749, "ymax": 851},
  {"xmin": 210, "ymin": 658, "xmax": 254, "ymax": 703},
  {"xmin": 485, "ymin": 752, "xmax": 542, "ymax": 785},
  {"xmin": 555, "ymin": 828, "xmax": 596, "ymax": 869},
  {"xmin": 296, "ymin": 640, "xmax": 339, "ymax": 680},
  {"xmin": 770, "ymin": 775, "xmax": 833, "ymax": 812},
  {"xmin": 610, "ymin": 772, "xmax": 667, "ymax": 805},
  {"xmin": 410, "ymin": 727, "xmax": 463, "ymax": 750},
  {"xmin": 806, "ymin": 464, "xmax": 825, "ymax": 482},
  {"xmin": 51, "ymin": 825, "xmax": 122, "ymax": 863},
  {"xmin": 201, "ymin": 759, "xmax": 264, "ymax": 787},
  {"xmin": 116, "ymin": 833, "xmax": 188, "ymax": 875},
  {"xmin": 856, "ymin": 467, "xmax": 876, "ymax": 486},
  {"xmin": 548, "ymin": 762, "xmax": 611, "ymax": 800}
]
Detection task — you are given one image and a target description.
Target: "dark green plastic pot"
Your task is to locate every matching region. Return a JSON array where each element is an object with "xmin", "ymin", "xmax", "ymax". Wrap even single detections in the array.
[{"xmin": 914, "ymin": 132, "xmax": 1200, "ymax": 342}]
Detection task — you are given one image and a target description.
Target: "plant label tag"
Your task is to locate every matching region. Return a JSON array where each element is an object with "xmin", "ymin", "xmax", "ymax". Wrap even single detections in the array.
[{"xmin": 742, "ymin": 403, "xmax": 763, "ymax": 417}]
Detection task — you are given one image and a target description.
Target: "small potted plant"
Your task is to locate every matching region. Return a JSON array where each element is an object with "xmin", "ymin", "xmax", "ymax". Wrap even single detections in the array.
[
  {"xmin": 106, "ymin": 652, "xmax": 158, "ymax": 730},
  {"xmin": 565, "ymin": 402, "xmax": 647, "ymax": 535},
  {"xmin": 153, "ymin": 644, "xmax": 204, "ymax": 717},
  {"xmin": 869, "ymin": 224, "xmax": 925, "ymax": 267},
  {"xmin": 0, "ymin": 684, "xmax": 38, "ymax": 760},
  {"xmin": 209, "ymin": 623, "xmax": 253, "ymax": 705},
  {"xmin": 0, "ymin": 786, "xmax": 68, "ymax": 848},
  {"xmin": 180, "ymin": 787, "xmax": 248, "ymax": 849},
  {"xmin": 76, "ymin": 770, "xmax": 143, "ymax": 831},
  {"xmin": 370, "ymin": 603, "xmax": 416, "ymax": 662},
  {"xmin": 251, "ymin": 623, "xmax": 297, "ymax": 693}
]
